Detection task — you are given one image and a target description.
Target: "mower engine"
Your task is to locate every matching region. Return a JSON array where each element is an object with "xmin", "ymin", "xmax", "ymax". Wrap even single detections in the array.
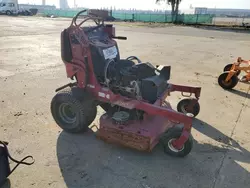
[{"xmin": 105, "ymin": 58, "xmax": 170, "ymax": 103}]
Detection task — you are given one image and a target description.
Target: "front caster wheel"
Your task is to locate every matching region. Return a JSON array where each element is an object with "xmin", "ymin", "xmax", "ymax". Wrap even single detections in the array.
[
  {"xmin": 161, "ymin": 126, "xmax": 193, "ymax": 157},
  {"xmin": 223, "ymin": 64, "xmax": 241, "ymax": 76},
  {"xmin": 177, "ymin": 98, "xmax": 200, "ymax": 117},
  {"xmin": 50, "ymin": 89, "xmax": 97, "ymax": 133},
  {"xmin": 218, "ymin": 72, "xmax": 239, "ymax": 90}
]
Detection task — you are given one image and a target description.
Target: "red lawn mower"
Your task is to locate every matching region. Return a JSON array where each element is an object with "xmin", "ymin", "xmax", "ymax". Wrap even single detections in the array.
[{"xmin": 50, "ymin": 10, "xmax": 202, "ymax": 157}]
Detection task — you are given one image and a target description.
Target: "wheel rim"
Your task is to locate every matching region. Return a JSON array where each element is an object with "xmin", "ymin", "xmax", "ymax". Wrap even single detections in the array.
[
  {"xmin": 58, "ymin": 103, "xmax": 76, "ymax": 124},
  {"xmin": 181, "ymin": 104, "xmax": 192, "ymax": 114},
  {"xmin": 168, "ymin": 139, "xmax": 184, "ymax": 152},
  {"xmin": 181, "ymin": 104, "xmax": 188, "ymax": 114},
  {"xmin": 221, "ymin": 78, "xmax": 232, "ymax": 86}
]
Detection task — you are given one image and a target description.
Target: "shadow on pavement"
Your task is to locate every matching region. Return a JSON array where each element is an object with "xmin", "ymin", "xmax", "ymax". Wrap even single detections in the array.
[
  {"xmin": 192, "ymin": 118, "xmax": 250, "ymax": 187},
  {"xmin": 56, "ymin": 118, "xmax": 250, "ymax": 188},
  {"xmin": 193, "ymin": 118, "xmax": 235, "ymax": 145},
  {"xmin": 192, "ymin": 25, "xmax": 250, "ymax": 35},
  {"xmin": 193, "ymin": 118, "xmax": 250, "ymax": 154},
  {"xmin": 227, "ymin": 88, "xmax": 250, "ymax": 99}
]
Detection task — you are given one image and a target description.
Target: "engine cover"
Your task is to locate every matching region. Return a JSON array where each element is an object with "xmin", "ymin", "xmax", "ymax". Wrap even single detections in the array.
[
  {"xmin": 141, "ymin": 75, "xmax": 168, "ymax": 103},
  {"xmin": 127, "ymin": 62, "xmax": 156, "ymax": 80},
  {"xmin": 118, "ymin": 62, "xmax": 156, "ymax": 86},
  {"xmin": 140, "ymin": 66, "xmax": 171, "ymax": 103}
]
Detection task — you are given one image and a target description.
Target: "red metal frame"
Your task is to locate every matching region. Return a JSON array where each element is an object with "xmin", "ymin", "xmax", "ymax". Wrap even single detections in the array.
[{"xmin": 61, "ymin": 16, "xmax": 201, "ymax": 150}]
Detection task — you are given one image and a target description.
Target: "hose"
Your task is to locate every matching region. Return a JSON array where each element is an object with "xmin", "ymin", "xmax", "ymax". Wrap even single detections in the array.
[{"xmin": 104, "ymin": 59, "xmax": 115, "ymax": 88}]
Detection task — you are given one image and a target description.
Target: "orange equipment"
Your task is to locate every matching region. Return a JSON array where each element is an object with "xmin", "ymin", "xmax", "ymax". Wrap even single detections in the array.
[{"xmin": 218, "ymin": 57, "xmax": 250, "ymax": 89}]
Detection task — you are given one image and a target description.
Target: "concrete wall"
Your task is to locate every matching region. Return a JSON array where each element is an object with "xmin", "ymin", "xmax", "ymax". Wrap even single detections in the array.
[
  {"xmin": 213, "ymin": 17, "xmax": 250, "ymax": 26},
  {"xmin": 195, "ymin": 7, "xmax": 250, "ymax": 17}
]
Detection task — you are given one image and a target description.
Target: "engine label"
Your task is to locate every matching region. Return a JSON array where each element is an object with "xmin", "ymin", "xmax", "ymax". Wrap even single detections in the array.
[
  {"xmin": 103, "ymin": 46, "xmax": 118, "ymax": 60},
  {"xmin": 98, "ymin": 92, "xmax": 110, "ymax": 99}
]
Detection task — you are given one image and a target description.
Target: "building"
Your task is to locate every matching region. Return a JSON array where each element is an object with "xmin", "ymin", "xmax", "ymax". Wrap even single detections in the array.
[
  {"xmin": 59, "ymin": 0, "xmax": 69, "ymax": 9},
  {"xmin": 195, "ymin": 7, "xmax": 250, "ymax": 17},
  {"xmin": 194, "ymin": 7, "xmax": 208, "ymax": 15}
]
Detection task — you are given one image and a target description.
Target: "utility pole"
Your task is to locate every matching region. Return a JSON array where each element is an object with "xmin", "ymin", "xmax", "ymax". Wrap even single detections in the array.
[{"xmin": 42, "ymin": 0, "xmax": 45, "ymax": 5}]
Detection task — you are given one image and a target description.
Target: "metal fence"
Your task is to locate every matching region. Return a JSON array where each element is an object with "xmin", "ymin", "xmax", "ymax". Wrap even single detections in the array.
[
  {"xmin": 42, "ymin": 9, "xmax": 250, "ymax": 27},
  {"xmin": 42, "ymin": 9, "xmax": 214, "ymax": 24},
  {"xmin": 43, "ymin": 9, "xmax": 87, "ymax": 18},
  {"xmin": 112, "ymin": 13, "xmax": 214, "ymax": 24}
]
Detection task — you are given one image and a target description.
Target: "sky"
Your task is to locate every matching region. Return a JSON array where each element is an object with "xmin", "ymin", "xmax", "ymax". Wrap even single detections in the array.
[{"xmin": 17, "ymin": 0, "xmax": 250, "ymax": 10}]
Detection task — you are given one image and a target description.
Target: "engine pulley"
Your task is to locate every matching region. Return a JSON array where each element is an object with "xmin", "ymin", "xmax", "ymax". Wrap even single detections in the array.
[{"xmin": 112, "ymin": 111, "xmax": 130, "ymax": 125}]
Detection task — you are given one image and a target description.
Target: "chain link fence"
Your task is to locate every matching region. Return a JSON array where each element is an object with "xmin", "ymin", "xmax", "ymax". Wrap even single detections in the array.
[
  {"xmin": 43, "ymin": 9, "xmax": 87, "ymax": 18},
  {"xmin": 112, "ymin": 13, "xmax": 214, "ymax": 24},
  {"xmin": 42, "ymin": 9, "xmax": 214, "ymax": 24},
  {"xmin": 42, "ymin": 9, "xmax": 250, "ymax": 27}
]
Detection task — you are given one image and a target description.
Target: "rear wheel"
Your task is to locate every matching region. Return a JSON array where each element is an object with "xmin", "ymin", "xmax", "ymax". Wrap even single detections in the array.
[
  {"xmin": 50, "ymin": 88, "xmax": 97, "ymax": 133},
  {"xmin": 223, "ymin": 64, "xmax": 241, "ymax": 76},
  {"xmin": 218, "ymin": 72, "xmax": 239, "ymax": 90},
  {"xmin": 161, "ymin": 126, "xmax": 193, "ymax": 157}
]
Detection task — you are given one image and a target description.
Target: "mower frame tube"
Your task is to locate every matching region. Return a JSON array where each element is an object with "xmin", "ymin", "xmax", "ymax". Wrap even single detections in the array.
[
  {"xmin": 170, "ymin": 84, "xmax": 201, "ymax": 99},
  {"xmin": 225, "ymin": 59, "xmax": 250, "ymax": 82},
  {"xmin": 225, "ymin": 64, "xmax": 237, "ymax": 82}
]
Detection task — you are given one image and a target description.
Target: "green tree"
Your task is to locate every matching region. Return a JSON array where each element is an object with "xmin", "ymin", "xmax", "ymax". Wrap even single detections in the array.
[{"xmin": 156, "ymin": 0, "xmax": 182, "ymax": 22}]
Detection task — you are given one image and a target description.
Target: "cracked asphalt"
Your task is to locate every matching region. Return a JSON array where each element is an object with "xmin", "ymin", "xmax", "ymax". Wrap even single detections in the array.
[{"xmin": 0, "ymin": 15, "xmax": 250, "ymax": 188}]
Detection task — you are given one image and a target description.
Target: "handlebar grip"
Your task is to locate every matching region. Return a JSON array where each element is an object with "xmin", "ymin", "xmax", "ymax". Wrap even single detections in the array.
[
  {"xmin": 112, "ymin": 36, "xmax": 127, "ymax": 40},
  {"xmin": 73, "ymin": 9, "xmax": 87, "ymax": 26},
  {"xmin": 75, "ymin": 9, "xmax": 87, "ymax": 18},
  {"xmin": 0, "ymin": 141, "xmax": 9, "ymax": 146}
]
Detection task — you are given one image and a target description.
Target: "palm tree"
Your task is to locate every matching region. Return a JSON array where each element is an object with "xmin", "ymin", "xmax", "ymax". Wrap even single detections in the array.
[{"xmin": 156, "ymin": 0, "xmax": 182, "ymax": 22}]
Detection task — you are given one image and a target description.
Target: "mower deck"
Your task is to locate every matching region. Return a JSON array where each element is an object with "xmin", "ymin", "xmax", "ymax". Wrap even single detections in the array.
[{"xmin": 97, "ymin": 111, "xmax": 175, "ymax": 152}]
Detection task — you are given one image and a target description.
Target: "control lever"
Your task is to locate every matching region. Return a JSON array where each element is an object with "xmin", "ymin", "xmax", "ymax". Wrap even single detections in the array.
[{"xmin": 112, "ymin": 36, "xmax": 127, "ymax": 40}]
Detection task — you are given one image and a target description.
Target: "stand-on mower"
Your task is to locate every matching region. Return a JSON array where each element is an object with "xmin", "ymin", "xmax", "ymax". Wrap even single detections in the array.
[
  {"xmin": 50, "ymin": 10, "xmax": 202, "ymax": 157},
  {"xmin": 218, "ymin": 57, "xmax": 250, "ymax": 89}
]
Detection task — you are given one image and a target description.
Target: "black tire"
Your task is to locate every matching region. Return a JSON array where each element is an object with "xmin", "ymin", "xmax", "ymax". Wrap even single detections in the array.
[
  {"xmin": 223, "ymin": 64, "xmax": 241, "ymax": 76},
  {"xmin": 85, "ymin": 101, "xmax": 97, "ymax": 125},
  {"xmin": 6, "ymin": 11, "xmax": 12, "ymax": 16},
  {"xmin": 161, "ymin": 126, "xmax": 193, "ymax": 157},
  {"xmin": 69, "ymin": 87, "xmax": 97, "ymax": 125},
  {"xmin": 50, "ymin": 88, "xmax": 97, "ymax": 133},
  {"xmin": 218, "ymin": 72, "xmax": 239, "ymax": 90},
  {"xmin": 177, "ymin": 98, "xmax": 200, "ymax": 117}
]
